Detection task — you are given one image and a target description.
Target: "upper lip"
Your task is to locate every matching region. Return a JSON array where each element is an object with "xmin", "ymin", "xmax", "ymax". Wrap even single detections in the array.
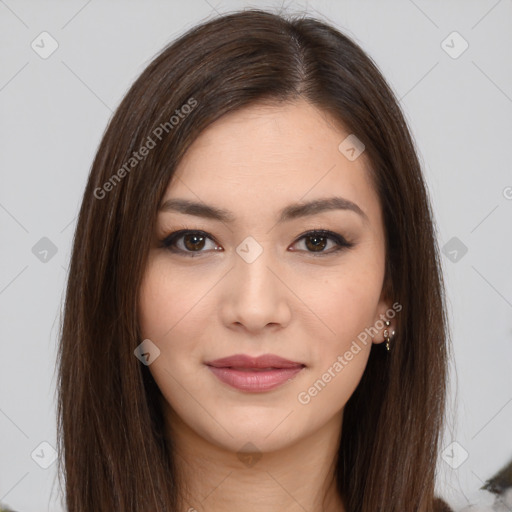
[{"xmin": 205, "ymin": 354, "xmax": 305, "ymax": 369}]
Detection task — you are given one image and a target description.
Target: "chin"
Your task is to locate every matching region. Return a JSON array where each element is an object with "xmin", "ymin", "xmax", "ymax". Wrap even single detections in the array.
[{"xmin": 196, "ymin": 412, "xmax": 305, "ymax": 454}]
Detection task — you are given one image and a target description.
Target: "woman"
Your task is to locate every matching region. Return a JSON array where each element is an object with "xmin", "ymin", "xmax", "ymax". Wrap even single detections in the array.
[{"xmin": 57, "ymin": 8, "xmax": 453, "ymax": 511}]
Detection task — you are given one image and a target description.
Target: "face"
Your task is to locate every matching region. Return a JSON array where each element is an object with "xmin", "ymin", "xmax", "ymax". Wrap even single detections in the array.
[{"xmin": 138, "ymin": 98, "xmax": 391, "ymax": 454}]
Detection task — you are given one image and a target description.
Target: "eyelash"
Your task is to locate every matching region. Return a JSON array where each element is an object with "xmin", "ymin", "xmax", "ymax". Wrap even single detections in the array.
[{"xmin": 159, "ymin": 226, "xmax": 354, "ymax": 257}]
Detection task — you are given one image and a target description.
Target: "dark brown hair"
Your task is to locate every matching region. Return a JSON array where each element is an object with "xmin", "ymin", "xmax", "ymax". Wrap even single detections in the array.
[{"xmin": 57, "ymin": 8, "xmax": 451, "ymax": 511}]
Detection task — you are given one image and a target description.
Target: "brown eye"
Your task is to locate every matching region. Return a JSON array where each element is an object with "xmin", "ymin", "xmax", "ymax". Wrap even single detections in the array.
[
  {"xmin": 161, "ymin": 230, "xmax": 221, "ymax": 255},
  {"xmin": 291, "ymin": 230, "xmax": 354, "ymax": 256},
  {"xmin": 304, "ymin": 234, "xmax": 328, "ymax": 252},
  {"xmin": 183, "ymin": 233, "xmax": 206, "ymax": 251}
]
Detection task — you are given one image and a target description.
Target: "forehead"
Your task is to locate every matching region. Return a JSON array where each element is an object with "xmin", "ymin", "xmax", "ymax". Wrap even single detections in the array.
[{"xmin": 164, "ymin": 99, "xmax": 382, "ymax": 230}]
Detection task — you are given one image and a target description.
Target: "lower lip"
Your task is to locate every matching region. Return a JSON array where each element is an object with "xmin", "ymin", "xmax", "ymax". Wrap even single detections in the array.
[{"xmin": 206, "ymin": 366, "xmax": 304, "ymax": 392}]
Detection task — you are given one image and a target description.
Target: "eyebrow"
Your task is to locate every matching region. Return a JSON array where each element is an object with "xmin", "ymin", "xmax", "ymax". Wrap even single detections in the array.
[{"xmin": 159, "ymin": 196, "xmax": 369, "ymax": 224}]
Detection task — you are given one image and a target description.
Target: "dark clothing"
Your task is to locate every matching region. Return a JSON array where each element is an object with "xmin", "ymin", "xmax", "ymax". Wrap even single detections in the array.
[{"xmin": 433, "ymin": 496, "xmax": 454, "ymax": 511}]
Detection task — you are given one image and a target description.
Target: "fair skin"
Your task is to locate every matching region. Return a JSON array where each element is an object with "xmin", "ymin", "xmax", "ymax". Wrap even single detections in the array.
[{"xmin": 138, "ymin": 98, "xmax": 393, "ymax": 512}]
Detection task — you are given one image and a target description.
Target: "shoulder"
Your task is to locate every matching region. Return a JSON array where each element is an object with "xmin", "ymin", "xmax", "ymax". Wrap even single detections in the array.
[{"xmin": 433, "ymin": 497, "xmax": 454, "ymax": 511}]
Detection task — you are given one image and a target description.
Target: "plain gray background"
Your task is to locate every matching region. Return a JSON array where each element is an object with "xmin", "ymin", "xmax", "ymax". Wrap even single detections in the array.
[{"xmin": 1, "ymin": 1, "xmax": 511, "ymax": 510}]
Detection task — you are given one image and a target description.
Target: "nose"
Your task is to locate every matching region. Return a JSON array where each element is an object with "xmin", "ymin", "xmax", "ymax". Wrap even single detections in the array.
[{"xmin": 219, "ymin": 248, "xmax": 292, "ymax": 333}]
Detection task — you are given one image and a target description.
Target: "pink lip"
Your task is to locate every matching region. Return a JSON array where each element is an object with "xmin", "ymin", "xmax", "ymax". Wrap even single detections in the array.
[{"xmin": 204, "ymin": 354, "xmax": 305, "ymax": 392}]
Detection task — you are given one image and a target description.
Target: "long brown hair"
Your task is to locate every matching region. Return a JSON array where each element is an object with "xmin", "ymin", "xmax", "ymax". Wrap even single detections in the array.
[{"xmin": 57, "ymin": 8, "xmax": 451, "ymax": 511}]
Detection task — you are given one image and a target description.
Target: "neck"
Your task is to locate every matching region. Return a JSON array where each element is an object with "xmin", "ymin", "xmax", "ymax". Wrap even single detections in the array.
[{"xmin": 162, "ymin": 401, "xmax": 346, "ymax": 512}]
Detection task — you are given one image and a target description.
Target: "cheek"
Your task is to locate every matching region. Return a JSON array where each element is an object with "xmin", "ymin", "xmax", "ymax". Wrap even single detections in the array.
[
  {"xmin": 137, "ymin": 256, "xmax": 222, "ymax": 378},
  {"xmin": 297, "ymin": 343, "xmax": 370, "ymax": 430},
  {"xmin": 295, "ymin": 275, "xmax": 377, "ymax": 417},
  {"xmin": 138, "ymin": 257, "xmax": 213, "ymax": 341},
  {"xmin": 299, "ymin": 265, "xmax": 383, "ymax": 356},
  {"xmin": 137, "ymin": 260, "xmax": 209, "ymax": 408},
  {"xmin": 294, "ymin": 255, "xmax": 383, "ymax": 414}
]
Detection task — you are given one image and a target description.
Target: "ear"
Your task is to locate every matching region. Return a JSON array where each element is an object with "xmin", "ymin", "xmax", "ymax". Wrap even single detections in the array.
[{"xmin": 372, "ymin": 278, "xmax": 396, "ymax": 345}]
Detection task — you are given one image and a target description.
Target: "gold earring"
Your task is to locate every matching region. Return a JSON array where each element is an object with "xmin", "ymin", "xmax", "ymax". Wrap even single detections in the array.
[{"xmin": 383, "ymin": 320, "xmax": 395, "ymax": 352}]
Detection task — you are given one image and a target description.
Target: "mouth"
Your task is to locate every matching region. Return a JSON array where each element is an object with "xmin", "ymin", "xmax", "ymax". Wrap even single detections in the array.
[{"xmin": 204, "ymin": 354, "xmax": 306, "ymax": 392}]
